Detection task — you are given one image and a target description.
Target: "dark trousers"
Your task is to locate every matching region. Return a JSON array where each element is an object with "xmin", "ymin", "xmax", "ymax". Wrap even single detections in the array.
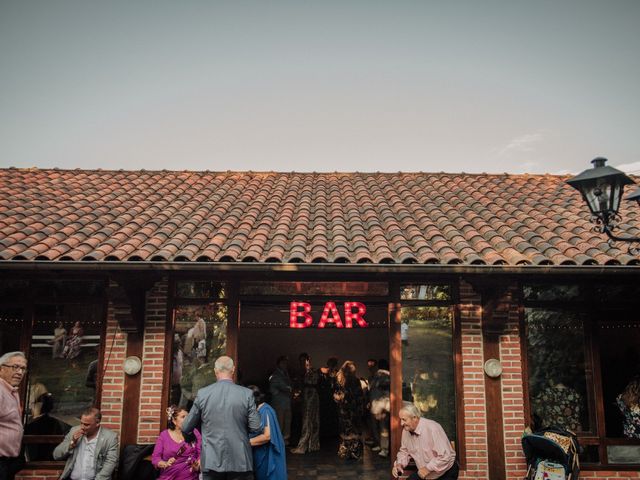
[
  {"xmin": 202, "ymin": 471, "xmax": 253, "ymax": 480},
  {"xmin": 407, "ymin": 461, "xmax": 459, "ymax": 480},
  {"xmin": 0, "ymin": 456, "xmax": 24, "ymax": 480}
]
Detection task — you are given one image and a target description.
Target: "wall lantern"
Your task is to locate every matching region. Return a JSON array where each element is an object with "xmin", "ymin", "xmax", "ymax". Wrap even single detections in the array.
[{"xmin": 566, "ymin": 157, "xmax": 640, "ymax": 251}]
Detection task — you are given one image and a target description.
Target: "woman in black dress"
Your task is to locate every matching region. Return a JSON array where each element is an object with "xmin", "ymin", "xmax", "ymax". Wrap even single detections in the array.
[
  {"xmin": 290, "ymin": 353, "xmax": 320, "ymax": 454},
  {"xmin": 334, "ymin": 360, "xmax": 365, "ymax": 460}
]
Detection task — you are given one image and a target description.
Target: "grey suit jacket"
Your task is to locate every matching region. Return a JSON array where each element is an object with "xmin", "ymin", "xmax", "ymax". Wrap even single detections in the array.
[
  {"xmin": 53, "ymin": 426, "xmax": 119, "ymax": 480},
  {"xmin": 182, "ymin": 379, "xmax": 262, "ymax": 473}
]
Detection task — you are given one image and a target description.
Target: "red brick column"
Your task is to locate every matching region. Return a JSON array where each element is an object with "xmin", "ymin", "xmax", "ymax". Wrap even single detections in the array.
[
  {"xmin": 500, "ymin": 303, "xmax": 528, "ymax": 478},
  {"xmin": 100, "ymin": 285, "xmax": 128, "ymax": 434},
  {"xmin": 458, "ymin": 280, "xmax": 489, "ymax": 480},
  {"xmin": 137, "ymin": 278, "xmax": 169, "ymax": 444}
]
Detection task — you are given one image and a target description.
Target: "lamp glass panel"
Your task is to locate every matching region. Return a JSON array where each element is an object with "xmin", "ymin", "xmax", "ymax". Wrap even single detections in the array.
[
  {"xmin": 583, "ymin": 182, "xmax": 605, "ymax": 214},
  {"xmin": 610, "ymin": 183, "xmax": 623, "ymax": 214}
]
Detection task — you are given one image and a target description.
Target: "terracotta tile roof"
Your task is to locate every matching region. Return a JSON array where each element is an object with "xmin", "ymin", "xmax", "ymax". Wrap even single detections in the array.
[{"xmin": 1, "ymin": 168, "xmax": 639, "ymax": 266}]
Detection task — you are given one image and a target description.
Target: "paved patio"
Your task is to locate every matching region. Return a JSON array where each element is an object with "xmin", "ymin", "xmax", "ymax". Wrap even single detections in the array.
[{"xmin": 286, "ymin": 440, "xmax": 391, "ymax": 480}]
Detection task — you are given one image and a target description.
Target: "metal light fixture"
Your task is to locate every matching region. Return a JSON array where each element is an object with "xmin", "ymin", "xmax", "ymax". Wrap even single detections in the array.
[{"xmin": 566, "ymin": 157, "xmax": 640, "ymax": 251}]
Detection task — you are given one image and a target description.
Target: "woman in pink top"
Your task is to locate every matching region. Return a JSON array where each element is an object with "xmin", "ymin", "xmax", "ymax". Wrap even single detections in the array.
[{"xmin": 152, "ymin": 405, "xmax": 201, "ymax": 480}]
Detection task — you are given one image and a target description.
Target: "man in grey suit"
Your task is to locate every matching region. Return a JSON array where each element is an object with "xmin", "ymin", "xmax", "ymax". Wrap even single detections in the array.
[
  {"xmin": 182, "ymin": 355, "xmax": 262, "ymax": 480},
  {"xmin": 53, "ymin": 407, "xmax": 119, "ymax": 480}
]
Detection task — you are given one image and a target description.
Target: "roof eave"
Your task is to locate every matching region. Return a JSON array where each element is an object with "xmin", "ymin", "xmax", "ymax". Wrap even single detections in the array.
[{"xmin": 0, "ymin": 260, "xmax": 637, "ymax": 277}]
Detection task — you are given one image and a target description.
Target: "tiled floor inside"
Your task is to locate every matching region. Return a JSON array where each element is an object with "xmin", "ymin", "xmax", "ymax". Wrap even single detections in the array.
[{"xmin": 286, "ymin": 439, "xmax": 391, "ymax": 480}]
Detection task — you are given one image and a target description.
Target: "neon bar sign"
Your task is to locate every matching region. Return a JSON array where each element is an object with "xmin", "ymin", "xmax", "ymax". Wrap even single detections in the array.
[{"xmin": 289, "ymin": 301, "xmax": 368, "ymax": 328}]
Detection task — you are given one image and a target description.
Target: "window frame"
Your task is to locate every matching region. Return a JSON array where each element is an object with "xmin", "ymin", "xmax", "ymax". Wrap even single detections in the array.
[
  {"xmin": 0, "ymin": 278, "xmax": 108, "ymax": 470},
  {"xmin": 162, "ymin": 278, "xmax": 232, "ymax": 421},
  {"xmin": 521, "ymin": 281, "xmax": 640, "ymax": 470},
  {"xmin": 396, "ymin": 282, "xmax": 465, "ymax": 468}
]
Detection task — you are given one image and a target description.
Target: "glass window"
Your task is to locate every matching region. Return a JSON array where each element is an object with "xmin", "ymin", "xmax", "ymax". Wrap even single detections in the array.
[
  {"xmin": 401, "ymin": 306, "xmax": 456, "ymax": 442},
  {"xmin": 525, "ymin": 309, "xmax": 592, "ymax": 433},
  {"xmin": 599, "ymin": 313, "xmax": 640, "ymax": 447},
  {"xmin": 523, "ymin": 284, "xmax": 580, "ymax": 302},
  {"xmin": 170, "ymin": 304, "xmax": 228, "ymax": 409},
  {"xmin": 175, "ymin": 281, "xmax": 227, "ymax": 299},
  {"xmin": 607, "ymin": 446, "xmax": 640, "ymax": 464},
  {"xmin": 400, "ymin": 284, "xmax": 451, "ymax": 301},
  {"xmin": 25, "ymin": 303, "xmax": 102, "ymax": 461}
]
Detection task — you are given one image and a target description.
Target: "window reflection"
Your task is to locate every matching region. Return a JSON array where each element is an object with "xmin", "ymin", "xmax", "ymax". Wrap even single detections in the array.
[
  {"xmin": 526, "ymin": 309, "xmax": 591, "ymax": 433},
  {"xmin": 24, "ymin": 393, "xmax": 71, "ymax": 461},
  {"xmin": 175, "ymin": 281, "xmax": 227, "ymax": 299},
  {"xmin": 171, "ymin": 304, "xmax": 227, "ymax": 409},
  {"xmin": 401, "ymin": 306, "xmax": 456, "ymax": 442},
  {"xmin": 28, "ymin": 305, "xmax": 102, "ymax": 424},
  {"xmin": 523, "ymin": 284, "xmax": 580, "ymax": 302},
  {"xmin": 400, "ymin": 284, "xmax": 451, "ymax": 301},
  {"xmin": 24, "ymin": 303, "xmax": 102, "ymax": 460}
]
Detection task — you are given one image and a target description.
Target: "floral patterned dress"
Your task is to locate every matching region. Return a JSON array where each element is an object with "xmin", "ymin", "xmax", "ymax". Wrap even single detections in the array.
[
  {"xmin": 334, "ymin": 376, "xmax": 365, "ymax": 460},
  {"xmin": 616, "ymin": 395, "xmax": 640, "ymax": 439},
  {"xmin": 532, "ymin": 383, "xmax": 583, "ymax": 432},
  {"xmin": 293, "ymin": 368, "xmax": 320, "ymax": 452}
]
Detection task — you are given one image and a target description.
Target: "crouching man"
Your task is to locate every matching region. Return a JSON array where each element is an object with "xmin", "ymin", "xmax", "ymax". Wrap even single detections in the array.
[
  {"xmin": 54, "ymin": 407, "xmax": 119, "ymax": 480},
  {"xmin": 392, "ymin": 403, "xmax": 458, "ymax": 480}
]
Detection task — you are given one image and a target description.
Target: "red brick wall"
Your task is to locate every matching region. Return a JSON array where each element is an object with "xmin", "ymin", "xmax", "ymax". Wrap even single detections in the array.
[
  {"xmin": 100, "ymin": 287, "xmax": 128, "ymax": 434},
  {"xmin": 137, "ymin": 278, "xmax": 169, "ymax": 444},
  {"xmin": 580, "ymin": 472, "xmax": 640, "ymax": 479},
  {"xmin": 458, "ymin": 280, "xmax": 489, "ymax": 480},
  {"xmin": 500, "ymin": 294, "xmax": 528, "ymax": 479}
]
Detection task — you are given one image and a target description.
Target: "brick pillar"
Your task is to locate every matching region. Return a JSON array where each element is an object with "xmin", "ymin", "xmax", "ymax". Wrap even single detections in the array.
[
  {"xmin": 458, "ymin": 280, "xmax": 489, "ymax": 480},
  {"xmin": 137, "ymin": 278, "xmax": 169, "ymax": 443},
  {"xmin": 501, "ymin": 306, "xmax": 528, "ymax": 478},
  {"xmin": 100, "ymin": 288, "xmax": 127, "ymax": 435}
]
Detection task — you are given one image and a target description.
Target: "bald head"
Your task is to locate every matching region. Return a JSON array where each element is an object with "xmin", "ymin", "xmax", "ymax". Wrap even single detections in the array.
[{"xmin": 214, "ymin": 356, "xmax": 235, "ymax": 380}]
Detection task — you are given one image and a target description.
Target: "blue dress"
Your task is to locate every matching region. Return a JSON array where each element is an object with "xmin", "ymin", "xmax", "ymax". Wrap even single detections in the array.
[{"xmin": 251, "ymin": 403, "xmax": 287, "ymax": 480}]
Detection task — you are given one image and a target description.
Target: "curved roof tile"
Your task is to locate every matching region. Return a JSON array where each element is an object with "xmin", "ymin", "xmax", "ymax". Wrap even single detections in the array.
[{"xmin": 1, "ymin": 169, "xmax": 639, "ymax": 266}]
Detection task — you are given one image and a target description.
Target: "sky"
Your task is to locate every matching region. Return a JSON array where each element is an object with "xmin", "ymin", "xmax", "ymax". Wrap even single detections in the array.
[{"xmin": 1, "ymin": 0, "xmax": 639, "ymax": 175}]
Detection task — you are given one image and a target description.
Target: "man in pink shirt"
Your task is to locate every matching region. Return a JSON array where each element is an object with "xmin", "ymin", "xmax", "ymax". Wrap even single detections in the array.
[
  {"xmin": 0, "ymin": 351, "xmax": 27, "ymax": 480},
  {"xmin": 392, "ymin": 403, "xmax": 458, "ymax": 480}
]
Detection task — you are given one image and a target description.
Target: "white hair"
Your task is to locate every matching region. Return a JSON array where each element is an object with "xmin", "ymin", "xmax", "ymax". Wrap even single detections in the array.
[
  {"xmin": 0, "ymin": 351, "xmax": 26, "ymax": 365},
  {"xmin": 400, "ymin": 402, "xmax": 421, "ymax": 418},
  {"xmin": 214, "ymin": 356, "xmax": 234, "ymax": 373}
]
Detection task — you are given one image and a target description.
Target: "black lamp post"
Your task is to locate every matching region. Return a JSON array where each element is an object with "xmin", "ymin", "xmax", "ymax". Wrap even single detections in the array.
[{"xmin": 566, "ymin": 157, "xmax": 640, "ymax": 249}]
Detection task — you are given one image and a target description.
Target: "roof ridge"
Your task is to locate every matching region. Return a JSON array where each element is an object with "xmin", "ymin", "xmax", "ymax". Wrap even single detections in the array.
[{"xmin": 0, "ymin": 167, "xmax": 571, "ymax": 178}]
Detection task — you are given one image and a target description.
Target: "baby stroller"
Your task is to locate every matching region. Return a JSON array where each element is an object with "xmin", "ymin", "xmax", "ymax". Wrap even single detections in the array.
[{"xmin": 521, "ymin": 426, "xmax": 580, "ymax": 480}]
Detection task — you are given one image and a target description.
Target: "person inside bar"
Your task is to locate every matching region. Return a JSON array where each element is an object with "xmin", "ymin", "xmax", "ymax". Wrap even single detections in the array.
[
  {"xmin": 290, "ymin": 353, "xmax": 320, "ymax": 454},
  {"xmin": 333, "ymin": 360, "xmax": 365, "ymax": 460}
]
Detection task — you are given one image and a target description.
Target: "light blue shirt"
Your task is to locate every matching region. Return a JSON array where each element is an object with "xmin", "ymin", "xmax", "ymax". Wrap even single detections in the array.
[{"xmin": 70, "ymin": 428, "xmax": 99, "ymax": 480}]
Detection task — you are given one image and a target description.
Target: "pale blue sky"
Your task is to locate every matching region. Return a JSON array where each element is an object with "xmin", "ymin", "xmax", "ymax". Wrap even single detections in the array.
[{"xmin": 1, "ymin": 0, "xmax": 639, "ymax": 174}]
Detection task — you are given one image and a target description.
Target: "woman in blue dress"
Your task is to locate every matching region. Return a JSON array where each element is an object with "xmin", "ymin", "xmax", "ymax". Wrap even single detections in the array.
[{"xmin": 248, "ymin": 385, "xmax": 287, "ymax": 480}]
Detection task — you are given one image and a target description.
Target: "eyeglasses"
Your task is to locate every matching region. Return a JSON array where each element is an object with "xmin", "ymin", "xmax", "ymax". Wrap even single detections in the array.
[{"xmin": 1, "ymin": 364, "xmax": 27, "ymax": 373}]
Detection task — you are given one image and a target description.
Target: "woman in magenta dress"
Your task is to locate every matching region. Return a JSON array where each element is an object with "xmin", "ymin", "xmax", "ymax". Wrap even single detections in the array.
[{"xmin": 152, "ymin": 405, "xmax": 201, "ymax": 479}]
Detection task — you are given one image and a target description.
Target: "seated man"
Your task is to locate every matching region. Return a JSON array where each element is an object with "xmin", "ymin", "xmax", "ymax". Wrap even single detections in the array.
[
  {"xmin": 392, "ymin": 403, "xmax": 458, "ymax": 480},
  {"xmin": 53, "ymin": 407, "xmax": 119, "ymax": 480}
]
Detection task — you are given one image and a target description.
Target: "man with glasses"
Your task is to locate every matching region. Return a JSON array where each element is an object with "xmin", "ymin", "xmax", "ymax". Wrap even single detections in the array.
[{"xmin": 0, "ymin": 351, "xmax": 28, "ymax": 480}]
